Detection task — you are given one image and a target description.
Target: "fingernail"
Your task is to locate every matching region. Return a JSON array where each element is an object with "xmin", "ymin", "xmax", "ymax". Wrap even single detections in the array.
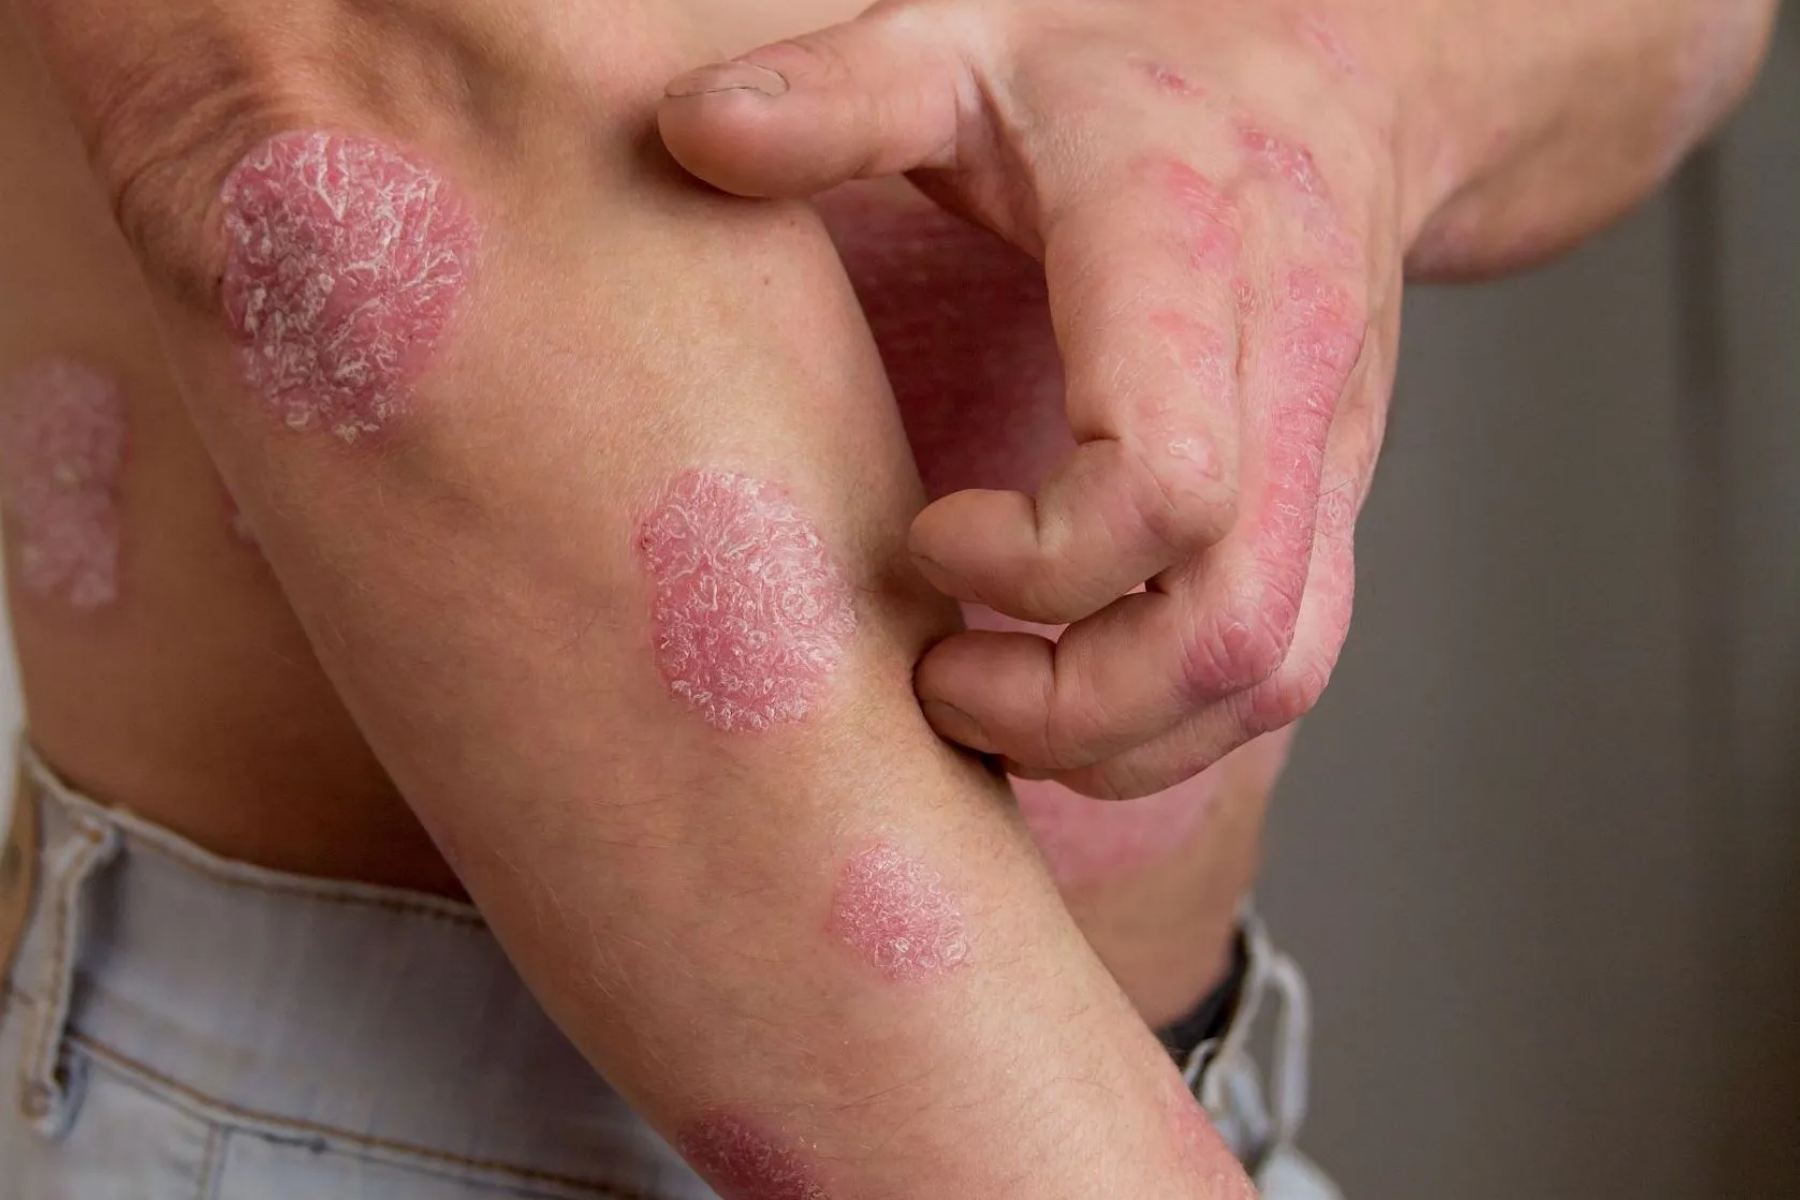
[
  {"xmin": 665, "ymin": 61, "xmax": 789, "ymax": 99},
  {"xmin": 922, "ymin": 700, "xmax": 996, "ymax": 753}
]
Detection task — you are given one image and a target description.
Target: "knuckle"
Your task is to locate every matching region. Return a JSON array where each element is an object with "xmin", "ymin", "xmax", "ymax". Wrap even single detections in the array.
[
  {"xmin": 998, "ymin": 574, "xmax": 1084, "ymax": 629},
  {"xmin": 1245, "ymin": 652, "xmax": 1333, "ymax": 733},
  {"xmin": 1095, "ymin": 736, "xmax": 1228, "ymax": 800},
  {"xmin": 1012, "ymin": 564, "xmax": 1091, "ymax": 625},
  {"xmin": 1139, "ymin": 449, "xmax": 1239, "ymax": 552},
  {"xmin": 1085, "ymin": 749, "xmax": 1184, "ymax": 801},
  {"xmin": 1040, "ymin": 670, "xmax": 1115, "ymax": 773},
  {"xmin": 1178, "ymin": 579, "xmax": 1300, "ymax": 699}
]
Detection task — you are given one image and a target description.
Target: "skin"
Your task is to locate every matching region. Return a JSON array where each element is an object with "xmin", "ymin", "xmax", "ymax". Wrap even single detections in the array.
[
  {"xmin": 812, "ymin": 175, "xmax": 1290, "ymax": 1018},
  {"xmin": 0, "ymin": 357, "xmax": 128, "ymax": 611},
  {"xmin": 0, "ymin": 17, "xmax": 432, "ymax": 893},
  {"xmin": 10, "ymin": 1, "xmax": 1251, "ymax": 1196},
  {"xmin": 658, "ymin": 0, "xmax": 1782, "ymax": 800},
  {"xmin": 0, "ymin": 0, "xmax": 1244, "ymax": 1041},
  {"xmin": 827, "ymin": 840, "xmax": 972, "ymax": 983},
  {"xmin": 0, "ymin": 0, "xmax": 1777, "ymax": 1192},
  {"xmin": 638, "ymin": 468, "xmax": 859, "ymax": 731},
  {"xmin": 219, "ymin": 131, "xmax": 481, "ymax": 440}
]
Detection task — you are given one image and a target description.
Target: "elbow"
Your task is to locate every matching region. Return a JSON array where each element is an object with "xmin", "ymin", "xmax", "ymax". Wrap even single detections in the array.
[{"xmin": 10, "ymin": 0, "xmax": 689, "ymax": 318}]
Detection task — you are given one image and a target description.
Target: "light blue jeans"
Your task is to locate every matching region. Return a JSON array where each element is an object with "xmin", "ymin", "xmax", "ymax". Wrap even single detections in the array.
[{"xmin": 0, "ymin": 747, "xmax": 1340, "ymax": 1199}]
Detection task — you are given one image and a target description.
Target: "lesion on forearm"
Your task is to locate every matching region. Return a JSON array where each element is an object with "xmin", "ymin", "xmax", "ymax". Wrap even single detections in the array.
[{"xmin": 5, "ymin": 3, "xmax": 1276, "ymax": 1193}]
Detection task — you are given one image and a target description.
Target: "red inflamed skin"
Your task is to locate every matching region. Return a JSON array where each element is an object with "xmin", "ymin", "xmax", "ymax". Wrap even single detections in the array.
[
  {"xmin": 679, "ymin": 1115, "xmax": 832, "ymax": 1200},
  {"xmin": 0, "ymin": 356, "xmax": 128, "ymax": 611},
  {"xmin": 636, "ymin": 468, "xmax": 857, "ymax": 733},
  {"xmin": 220, "ymin": 132, "xmax": 479, "ymax": 441},
  {"xmin": 827, "ymin": 841, "xmax": 970, "ymax": 982}
]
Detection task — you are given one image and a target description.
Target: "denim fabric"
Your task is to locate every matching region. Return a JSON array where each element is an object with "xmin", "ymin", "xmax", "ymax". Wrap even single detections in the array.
[{"xmin": 0, "ymin": 746, "xmax": 1340, "ymax": 1200}]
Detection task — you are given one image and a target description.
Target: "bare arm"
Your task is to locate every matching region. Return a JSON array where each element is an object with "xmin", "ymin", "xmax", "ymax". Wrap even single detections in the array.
[
  {"xmin": 9, "ymin": 0, "xmax": 1242, "ymax": 1194},
  {"xmin": 1394, "ymin": 0, "xmax": 1781, "ymax": 277}
]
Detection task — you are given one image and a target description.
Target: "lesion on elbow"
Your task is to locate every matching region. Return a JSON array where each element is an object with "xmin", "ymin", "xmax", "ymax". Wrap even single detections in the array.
[
  {"xmin": 17, "ymin": 0, "xmax": 696, "ymax": 318},
  {"xmin": 217, "ymin": 129, "xmax": 482, "ymax": 441}
]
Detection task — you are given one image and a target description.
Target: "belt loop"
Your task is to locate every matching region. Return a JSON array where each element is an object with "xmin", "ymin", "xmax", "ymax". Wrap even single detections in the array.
[
  {"xmin": 1, "ymin": 763, "xmax": 41, "ymax": 1006},
  {"xmin": 16, "ymin": 797, "xmax": 119, "ymax": 1139},
  {"xmin": 1188, "ymin": 902, "xmax": 1315, "ymax": 1177}
]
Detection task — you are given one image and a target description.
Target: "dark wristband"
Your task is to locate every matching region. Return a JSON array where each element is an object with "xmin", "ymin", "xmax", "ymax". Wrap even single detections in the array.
[{"xmin": 1156, "ymin": 926, "xmax": 1249, "ymax": 1065}]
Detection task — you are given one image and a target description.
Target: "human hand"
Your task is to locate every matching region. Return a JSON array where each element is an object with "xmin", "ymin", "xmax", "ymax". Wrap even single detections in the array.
[{"xmin": 659, "ymin": 0, "xmax": 1412, "ymax": 798}]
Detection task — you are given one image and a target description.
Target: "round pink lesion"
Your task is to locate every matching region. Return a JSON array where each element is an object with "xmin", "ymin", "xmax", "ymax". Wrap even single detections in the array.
[
  {"xmin": 1237, "ymin": 123, "xmax": 1329, "ymax": 201},
  {"xmin": 1130, "ymin": 55, "xmax": 1203, "ymax": 98},
  {"xmin": 827, "ymin": 841, "xmax": 970, "ymax": 982},
  {"xmin": 678, "ymin": 1114, "xmax": 832, "ymax": 1200},
  {"xmin": 219, "ymin": 131, "xmax": 478, "ymax": 441},
  {"xmin": 637, "ymin": 469, "xmax": 856, "ymax": 732},
  {"xmin": 1137, "ymin": 157, "xmax": 1245, "ymax": 276},
  {"xmin": 0, "ymin": 357, "xmax": 128, "ymax": 611}
]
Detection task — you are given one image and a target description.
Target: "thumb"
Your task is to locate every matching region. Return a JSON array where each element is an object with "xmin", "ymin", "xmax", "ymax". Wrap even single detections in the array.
[{"xmin": 658, "ymin": 8, "xmax": 971, "ymax": 197}]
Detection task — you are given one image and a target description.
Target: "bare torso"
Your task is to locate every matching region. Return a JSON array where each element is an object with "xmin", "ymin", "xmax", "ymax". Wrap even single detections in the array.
[{"xmin": 0, "ymin": 3, "xmax": 1286, "ymax": 1023}]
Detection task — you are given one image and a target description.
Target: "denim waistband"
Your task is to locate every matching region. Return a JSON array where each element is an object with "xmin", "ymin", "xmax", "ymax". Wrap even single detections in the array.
[
  {"xmin": 1, "ymin": 745, "xmax": 705, "ymax": 1200},
  {"xmin": 0, "ymin": 743, "xmax": 1320, "ymax": 1196}
]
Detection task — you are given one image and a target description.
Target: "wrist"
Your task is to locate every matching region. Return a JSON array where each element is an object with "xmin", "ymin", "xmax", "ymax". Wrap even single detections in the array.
[
  {"xmin": 1385, "ymin": 0, "xmax": 1779, "ymax": 278},
  {"xmin": 1343, "ymin": 0, "xmax": 1483, "ymax": 255}
]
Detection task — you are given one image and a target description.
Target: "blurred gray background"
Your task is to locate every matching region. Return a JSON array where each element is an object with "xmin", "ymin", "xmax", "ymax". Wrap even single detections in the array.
[
  {"xmin": 0, "ymin": 12, "xmax": 1794, "ymax": 1200},
  {"xmin": 1261, "ymin": 9, "xmax": 1800, "ymax": 1199}
]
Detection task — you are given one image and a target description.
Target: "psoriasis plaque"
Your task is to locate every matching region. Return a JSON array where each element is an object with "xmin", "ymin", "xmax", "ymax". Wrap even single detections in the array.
[
  {"xmin": 678, "ymin": 1114, "xmax": 831, "ymax": 1200},
  {"xmin": 0, "ymin": 357, "xmax": 128, "ymax": 611},
  {"xmin": 219, "ymin": 131, "xmax": 478, "ymax": 441},
  {"xmin": 827, "ymin": 842, "xmax": 970, "ymax": 983},
  {"xmin": 636, "ymin": 469, "xmax": 856, "ymax": 732}
]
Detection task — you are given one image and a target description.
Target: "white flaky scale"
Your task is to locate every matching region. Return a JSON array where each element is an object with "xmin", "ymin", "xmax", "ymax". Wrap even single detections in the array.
[
  {"xmin": 637, "ymin": 469, "xmax": 856, "ymax": 732},
  {"xmin": 220, "ymin": 131, "xmax": 478, "ymax": 440}
]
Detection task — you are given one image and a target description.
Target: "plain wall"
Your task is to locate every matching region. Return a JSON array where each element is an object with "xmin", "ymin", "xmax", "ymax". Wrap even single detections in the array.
[{"xmin": 1261, "ymin": 11, "xmax": 1800, "ymax": 1198}]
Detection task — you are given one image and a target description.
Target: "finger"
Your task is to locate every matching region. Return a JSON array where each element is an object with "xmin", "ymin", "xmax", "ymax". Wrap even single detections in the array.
[
  {"xmin": 917, "ymin": 257, "xmax": 1367, "ymax": 767},
  {"xmin": 908, "ymin": 155, "xmax": 1248, "ymax": 624},
  {"xmin": 1042, "ymin": 463, "xmax": 1360, "ymax": 799},
  {"xmin": 1040, "ymin": 349, "xmax": 1389, "ymax": 798},
  {"xmin": 658, "ymin": 6, "xmax": 971, "ymax": 198}
]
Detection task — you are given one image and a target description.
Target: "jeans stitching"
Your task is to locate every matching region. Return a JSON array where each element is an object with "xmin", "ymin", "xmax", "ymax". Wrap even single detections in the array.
[
  {"xmin": 109, "ymin": 844, "xmax": 483, "ymax": 929},
  {"xmin": 20, "ymin": 761, "xmax": 485, "ymax": 931},
  {"xmin": 18, "ymin": 824, "xmax": 110, "ymax": 1127},
  {"xmin": 63, "ymin": 1028, "xmax": 665, "ymax": 1200},
  {"xmin": 195, "ymin": 1124, "xmax": 224, "ymax": 1200}
]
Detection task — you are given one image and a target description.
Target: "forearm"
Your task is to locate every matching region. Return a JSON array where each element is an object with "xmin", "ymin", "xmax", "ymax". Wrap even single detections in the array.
[
  {"xmin": 12, "ymin": 0, "xmax": 1235, "ymax": 1194},
  {"xmin": 1360, "ymin": 0, "xmax": 1781, "ymax": 276}
]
